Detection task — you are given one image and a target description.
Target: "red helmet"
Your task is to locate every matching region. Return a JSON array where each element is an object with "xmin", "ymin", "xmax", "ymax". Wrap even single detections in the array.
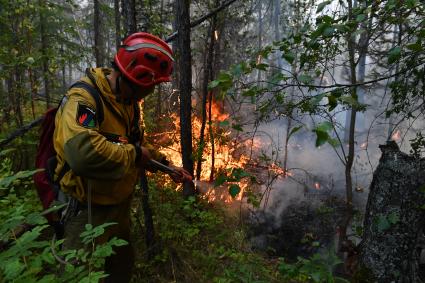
[{"xmin": 114, "ymin": 32, "xmax": 174, "ymax": 88}]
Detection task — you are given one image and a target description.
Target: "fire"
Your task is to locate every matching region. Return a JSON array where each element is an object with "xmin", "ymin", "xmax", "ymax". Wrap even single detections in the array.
[
  {"xmin": 391, "ymin": 130, "xmax": 401, "ymax": 141},
  {"xmin": 360, "ymin": 142, "xmax": 367, "ymax": 149},
  {"xmin": 211, "ymin": 100, "xmax": 229, "ymax": 122},
  {"xmin": 314, "ymin": 182, "xmax": 320, "ymax": 190},
  {"xmin": 156, "ymin": 100, "xmax": 249, "ymax": 204}
]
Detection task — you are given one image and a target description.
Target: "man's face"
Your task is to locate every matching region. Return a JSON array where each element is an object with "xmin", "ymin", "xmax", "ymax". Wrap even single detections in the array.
[{"xmin": 120, "ymin": 75, "xmax": 155, "ymax": 101}]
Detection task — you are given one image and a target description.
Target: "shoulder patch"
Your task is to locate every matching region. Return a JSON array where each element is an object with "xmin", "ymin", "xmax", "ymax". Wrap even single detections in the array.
[{"xmin": 76, "ymin": 103, "xmax": 97, "ymax": 128}]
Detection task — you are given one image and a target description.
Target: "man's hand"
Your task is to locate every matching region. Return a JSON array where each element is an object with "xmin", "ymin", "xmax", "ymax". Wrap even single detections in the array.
[
  {"xmin": 168, "ymin": 165, "xmax": 192, "ymax": 183},
  {"xmin": 138, "ymin": 146, "xmax": 152, "ymax": 169}
]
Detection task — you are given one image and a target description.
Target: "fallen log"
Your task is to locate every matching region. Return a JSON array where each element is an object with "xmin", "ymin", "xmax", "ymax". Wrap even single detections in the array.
[{"xmin": 357, "ymin": 141, "xmax": 425, "ymax": 282}]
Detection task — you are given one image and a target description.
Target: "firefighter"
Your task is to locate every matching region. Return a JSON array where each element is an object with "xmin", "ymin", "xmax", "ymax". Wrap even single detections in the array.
[{"xmin": 53, "ymin": 32, "xmax": 191, "ymax": 282}]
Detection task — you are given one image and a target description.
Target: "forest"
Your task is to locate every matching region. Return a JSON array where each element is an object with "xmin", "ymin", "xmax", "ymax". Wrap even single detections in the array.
[{"xmin": 0, "ymin": 0, "xmax": 424, "ymax": 282}]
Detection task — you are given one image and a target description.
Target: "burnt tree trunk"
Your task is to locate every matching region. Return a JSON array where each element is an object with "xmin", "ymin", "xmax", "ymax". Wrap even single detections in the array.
[{"xmin": 358, "ymin": 141, "xmax": 425, "ymax": 282}]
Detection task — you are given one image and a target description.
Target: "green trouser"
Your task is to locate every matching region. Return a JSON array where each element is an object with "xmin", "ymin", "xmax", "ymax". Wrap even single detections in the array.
[{"xmin": 63, "ymin": 197, "xmax": 134, "ymax": 283}]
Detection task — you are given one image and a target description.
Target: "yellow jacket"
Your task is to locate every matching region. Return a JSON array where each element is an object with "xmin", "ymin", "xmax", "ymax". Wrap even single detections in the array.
[{"xmin": 53, "ymin": 68, "xmax": 164, "ymax": 205}]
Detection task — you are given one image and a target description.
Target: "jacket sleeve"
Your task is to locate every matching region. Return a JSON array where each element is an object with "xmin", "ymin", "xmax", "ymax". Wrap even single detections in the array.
[{"xmin": 58, "ymin": 91, "xmax": 139, "ymax": 180}]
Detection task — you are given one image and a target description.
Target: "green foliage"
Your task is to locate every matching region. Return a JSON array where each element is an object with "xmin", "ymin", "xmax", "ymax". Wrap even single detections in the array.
[
  {"xmin": 133, "ymin": 180, "xmax": 281, "ymax": 282},
  {"xmin": 0, "ymin": 150, "xmax": 126, "ymax": 282},
  {"xmin": 278, "ymin": 249, "xmax": 348, "ymax": 283},
  {"xmin": 313, "ymin": 122, "xmax": 339, "ymax": 147},
  {"xmin": 409, "ymin": 132, "xmax": 425, "ymax": 158},
  {"xmin": 213, "ymin": 167, "xmax": 253, "ymax": 199}
]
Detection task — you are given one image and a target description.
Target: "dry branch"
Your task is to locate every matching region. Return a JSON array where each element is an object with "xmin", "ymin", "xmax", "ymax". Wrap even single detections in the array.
[{"xmin": 165, "ymin": 0, "xmax": 239, "ymax": 43}]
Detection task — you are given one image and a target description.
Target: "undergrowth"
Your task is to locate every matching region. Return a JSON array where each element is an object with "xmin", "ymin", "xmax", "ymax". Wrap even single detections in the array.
[{"xmin": 131, "ymin": 176, "xmax": 282, "ymax": 283}]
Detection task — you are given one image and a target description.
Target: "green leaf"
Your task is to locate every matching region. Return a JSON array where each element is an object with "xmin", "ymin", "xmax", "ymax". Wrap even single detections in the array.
[
  {"xmin": 0, "ymin": 148, "xmax": 16, "ymax": 157},
  {"xmin": 214, "ymin": 174, "xmax": 227, "ymax": 187},
  {"xmin": 282, "ymin": 51, "xmax": 295, "ymax": 64},
  {"xmin": 218, "ymin": 120, "xmax": 230, "ymax": 127},
  {"xmin": 228, "ymin": 184, "xmax": 241, "ymax": 198},
  {"xmin": 208, "ymin": 80, "xmax": 220, "ymax": 89},
  {"xmin": 314, "ymin": 130, "xmax": 330, "ymax": 147},
  {"xmin": 339, "ymin": 95, "xmax": 360, "ymax": 109},
  {"xmin": 255, "ymin": 63, "xmax": 269, "ymax": 71},
  {"xmin": 356, "ymin": 14, "xmax": 366, "ymax": 22},
  {"xmin": 0, "ymin": 169, "xmax": 43, "ymax": 189},
  {"xmin": 316, "ymin": 1, "xmax": 332, "ymax": 13},
  {"xmin": 298, "ymin": 74, "xmax": 313, "ymax": 84},
  {"xmin": 406, "ymin": 42, "xmax": 423, "ymax": 52},
  {"xmin": 288, "ymin": 125, "xmax": 303, "ymax": 140},
  {"xmin": 232, "ymin": 124, "xmax": 244, "ymax": 132},
  {"xmin": 316, "ymin": 121, "xmax": 333, "ymax": 132},
  {"xmin": 327, "ymin": 94, "xmax": 338, "ymax": 111},
  {"xmin": 4, "ymin": 258, "xmax": 25, "ymax": 280},
  {"xmin": 388, "ymin": 46, "xmax": 401, "ymax": 64},
  {"xmin": 231, "ymin": 168, "xmax": 250, "ymax": 180},
  {"xmin": 323, "ymin": 26, "xmax": 335, "ymax": 37},
  {"xmin": 313, "ymin": 122, "xmax": 334, "ymax": 147}
]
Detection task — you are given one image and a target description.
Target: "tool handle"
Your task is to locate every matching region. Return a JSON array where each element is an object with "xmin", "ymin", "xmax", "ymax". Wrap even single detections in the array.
[{"xmin": 147, "ymin": 159, "xmax": 181, "ymax": 176}]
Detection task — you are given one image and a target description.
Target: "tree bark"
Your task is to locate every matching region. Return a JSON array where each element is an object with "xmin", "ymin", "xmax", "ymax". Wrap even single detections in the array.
[
  {"xmin": 121, "ymin": 0, "xmax": 137, "ymax": 36},
  {"xmin": 94, "ymin": 0, "xmax": 103, "ymax": 67},
  {"xmin": 358, "ymin": 141, "xmax": 425, "ymax": 283},
  {"xmin": 176, "ymin": 0, "xmax": 196, "ymax": 197}
]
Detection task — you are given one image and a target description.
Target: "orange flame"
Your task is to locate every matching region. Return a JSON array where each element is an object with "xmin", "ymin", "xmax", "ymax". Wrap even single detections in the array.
[
  {"xmin": 157, "ymin": 100, "xmax": 248, "ymax": 204},
  {"xmin": 314, "ymin": 182, "xmax": 320, "ymax": 190}
]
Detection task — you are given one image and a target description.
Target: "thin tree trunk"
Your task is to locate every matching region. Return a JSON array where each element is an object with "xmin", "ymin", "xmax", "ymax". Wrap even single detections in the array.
[
  {"xmin": 114, "ymin": 0, "xmax": 121, "ymax": 51},
  {"xmin": 14, "ymin": 71, "xmax": 24, "ymax": 127},
  {"xmin": 94, "ymin": 0, "xmax": 103, "ymax": 67},
  {"xmin": 196, "ymin": 12, "xmax": 217, "ymax": 181},
  {"xmin": 176, "ymin": 0, "xmax": 196, "ymax": 197},
  {"xmin": 39, "ymin": 0, "xmax": 50, "ymax": 108},
  {"xmin": 208, "ymin": 91, "xmax": 215, "ymax": 182},
  {"xmin": 121, "ymin": 0, "xmax": 137, "ymax": 36}
]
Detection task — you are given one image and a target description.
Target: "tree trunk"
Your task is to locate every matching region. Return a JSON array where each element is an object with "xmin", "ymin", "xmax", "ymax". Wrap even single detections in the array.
[
  {"xmin": 94, "ymin": 0, "xmax": 103, "ymax": 67},
  {"xmin": 196, "ymin": 11, "xmax": 217, "ymax": 181},
  {"xmin": 176, "ymin": 0, "xmax": 196, "ymax": 197},
  {"xmin": 114, "ymin": 0, "xmax": 121, "ymax": 51},
  {"xmin": 358, "ymin": 141, "xmax": 425, "ymax": 283},
  {"xmin": 39, "ymin": 0, "xmax": 50, "ymax": 108},
  {"xmin": 121, "ymin": 0, "xmax": 137, "ymax": 36}
]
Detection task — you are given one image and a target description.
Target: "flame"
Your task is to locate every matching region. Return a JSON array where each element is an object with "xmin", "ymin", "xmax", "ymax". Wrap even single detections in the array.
[
  {"xmin": 156, "ymin": 100, "xmax": 248, "ymax": 204},
  {"xmin": 211, "ymin": 100, "xmax": 229, "ymax": 122},
  {"xmin": 391, "ymin": 130, "xmax": 401, "ymax": 141},
  {"xmin": 314, "ymin": 182, "xmax": 320, "ymax": 190},
  {"xmin": 360, "ymin": 142, "xmax": 367, "ymax": 149}
]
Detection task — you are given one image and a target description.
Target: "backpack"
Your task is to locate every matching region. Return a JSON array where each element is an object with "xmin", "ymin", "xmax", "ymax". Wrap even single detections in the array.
[{"xmin": 33, "ymin": 81, "xmax": 104, "ymax": 228}]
